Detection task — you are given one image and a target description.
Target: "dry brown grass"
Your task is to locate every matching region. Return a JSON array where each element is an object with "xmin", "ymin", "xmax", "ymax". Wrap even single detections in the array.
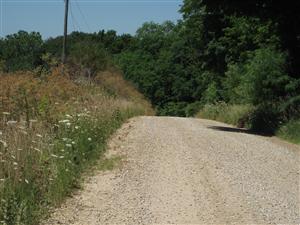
[
  {"xmin": 95, "ymin": 69, "xmax": 154, "ymax": 116},
  {"xmin": 0, "ymin": 66, "xmax": 152, "ymax": 225}
]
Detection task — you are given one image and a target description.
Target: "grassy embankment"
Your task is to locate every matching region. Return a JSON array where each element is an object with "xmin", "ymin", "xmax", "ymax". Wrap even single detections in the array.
[
  {"xmin": 0, "ymin": 67, "xmax": 153, "ymax": 225},
  {"xmin": 197, "ymin": 103, "xmax": 300, "ymax": 144}
]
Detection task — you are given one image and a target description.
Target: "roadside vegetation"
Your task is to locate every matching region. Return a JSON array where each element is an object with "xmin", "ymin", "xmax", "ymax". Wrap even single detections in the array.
[
  {"xmin": 0, "ymin": 42, "xmax": 152, "ymax": 224},
  {"xmin": 0, "ymin": 1, "xmax": 299, "ymax": 222}
]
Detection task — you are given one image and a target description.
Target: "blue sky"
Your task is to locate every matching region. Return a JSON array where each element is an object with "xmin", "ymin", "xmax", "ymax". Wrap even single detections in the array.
[{"xmin": 0, "ymin": 0, "xmax": 183, "ymax": 39}]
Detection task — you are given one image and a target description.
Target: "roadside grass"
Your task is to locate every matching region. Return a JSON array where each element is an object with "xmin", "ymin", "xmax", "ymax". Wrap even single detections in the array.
[
  {"xmin": 276, "ymin": 120, "xmax": 300, "ymax": 144},
  {"xmin": 197, "ymin": 103, "xmax": 254, "ymax": 127},
  {"xmin": 197, "ymin": 103, "xmax": 300, "ymax": 144},
  {"xmin": 0, "ymin": 67, "xmax": 152, "ymax": 225}
]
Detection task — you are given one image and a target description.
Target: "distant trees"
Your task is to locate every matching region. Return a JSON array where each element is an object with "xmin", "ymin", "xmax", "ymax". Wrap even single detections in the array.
[
  {"xmin": 116, "ymin": 0, "xmax": 300, "ymax": 119},
  {"xmin": 0, "ymin": 31, "xmax": 43, "ymax": 72},
  {"xmin": 1, "ymin": 0, "xmax": 299, "ymax": 123}
]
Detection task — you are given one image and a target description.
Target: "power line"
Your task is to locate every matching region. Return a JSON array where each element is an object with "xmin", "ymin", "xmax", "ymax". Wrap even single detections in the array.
[
  {"xmin": 74, "ymin": 0, "xmax": 92, "ymax": 33},
  {"xmin": 70, "ymin": 1, "xmax": 82, "ymax": 32},
  {"xmin": 62, "ymin": 0, "xmax": 69, "ymax": 64}
]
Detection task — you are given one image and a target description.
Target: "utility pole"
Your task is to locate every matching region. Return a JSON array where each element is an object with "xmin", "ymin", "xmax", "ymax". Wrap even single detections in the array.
[{"xmin": 62, "ymin": 0, "xmax": 69, "ymax": 64}]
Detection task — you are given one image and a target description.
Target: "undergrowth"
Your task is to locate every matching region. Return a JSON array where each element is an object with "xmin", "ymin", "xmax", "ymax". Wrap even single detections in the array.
[
  {"xmin": 197, "ymin": 103, "xmax": 254, "ymax": 127},
  {"xmin": 276, "ymin": 120, "xmax": 300, "ymax": 144},
  {"xmin": 197, "ymin": 103, "xmax": 300, "ymax": 142}
]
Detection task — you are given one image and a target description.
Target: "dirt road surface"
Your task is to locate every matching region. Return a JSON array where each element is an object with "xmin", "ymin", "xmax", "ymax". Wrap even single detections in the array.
[{"xmin": 44, "ymin": 116, "xmax": 300, "ymax": 225}]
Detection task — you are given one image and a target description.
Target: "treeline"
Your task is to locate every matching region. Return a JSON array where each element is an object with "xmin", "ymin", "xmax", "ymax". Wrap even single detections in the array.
[
  {"xmin": 116, "ymin": 0, "xmax": 300, "ymax": 135},
  {"xmin": 0, "ymin": 30, "xmax": 130, "ymax": 75},
  {"xmin": 0, "ymin": 0, "xmax": 299, "ymax": 135}
]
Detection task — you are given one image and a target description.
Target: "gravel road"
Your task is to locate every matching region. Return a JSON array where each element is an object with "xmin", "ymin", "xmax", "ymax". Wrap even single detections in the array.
[{"xmin": 44, "ymin": 116, "xmax": 300, "ymax": 225}]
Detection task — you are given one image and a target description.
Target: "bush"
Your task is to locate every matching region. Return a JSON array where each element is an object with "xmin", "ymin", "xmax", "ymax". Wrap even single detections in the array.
[
  {"xmin": 241, "ymin": 47, "xmax": 291, "ymax": 105},
  {"xmin": 0, "ymin": 31, "xmax": 43, "ymax": 72},
  {"xmin": 69, "ymin": 42, "xmax": 111, "ymax": 78},
  {"xmin": 277, "ymin": 120, "xmax": 300, "ymax": 144},
  {"xmin": 185, "ymin": 102, "xmax": 202, "ymax": 117},
  {"xmin": 157, "ymin": 102, "xmax": 187, "ymax": 117},
  {"xmin": 247, "ymin": 104, "xmax": 281, "ymax": 134}
]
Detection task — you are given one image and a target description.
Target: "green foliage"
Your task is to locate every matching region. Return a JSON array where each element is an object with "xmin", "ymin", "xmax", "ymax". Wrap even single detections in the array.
[
  {"xmin": 277, "ymin": 120, "xmax": 300, "ymax": 144},
  {"xmin": 202, "ymin": 82, "xmax": 219, "ymax": 104},
  {"xmin": 69, "ymin": 41, "xmax": 110, "ymax": 76},
  {"xmin": 0, "ymin": 31, "xmax": 43, "ymax": 72},
  {"xmin": 247, "ymin": 104, "xmax": 281, "ymax": 134},
  {"xmin": 157, "ymin": 102, "xmax": 187, "ymax": 117},
  {"xmin": 224, "ymin": 48, "xmax": 291, "ymax": 105},
  {"xmin": 241, "ymin": 48, "xmax": 290, "ymax": 105},
  {"xmin": 0, "ymin": 111, "xmax": 137, "ymax": 225},
  {"xmin": 197, "ymin": 103, "xmax": 254, "ymax": 127}
]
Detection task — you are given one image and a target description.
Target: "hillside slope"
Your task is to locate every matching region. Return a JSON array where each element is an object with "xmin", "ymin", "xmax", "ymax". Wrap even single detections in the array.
[{"xmin": 0, "ymin": 69, "xmax": 153, "ymax": 224}]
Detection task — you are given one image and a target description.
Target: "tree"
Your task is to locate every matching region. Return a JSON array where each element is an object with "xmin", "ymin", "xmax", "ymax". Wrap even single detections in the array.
[{"xmin": 0, "ymin": 31, "xmax": 43, "ymax": 72}]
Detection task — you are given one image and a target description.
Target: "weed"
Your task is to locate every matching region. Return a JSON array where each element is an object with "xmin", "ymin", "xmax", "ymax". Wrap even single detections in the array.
[{"xmin": 0, "ymin": 67, "xmax": 152, "ymax": 225}]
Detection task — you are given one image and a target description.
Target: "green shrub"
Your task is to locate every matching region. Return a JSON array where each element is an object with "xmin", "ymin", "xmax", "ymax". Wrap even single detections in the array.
[
  {"xmin": 185, "ymin": 102, "xmax": 202, "ymax": 117},
  {"xmin": 241, "ymin": 48, "xmax": 291, "ymax": 105},
  {"xmin": 0, "ymin": 31, "xmax": 43, "ymax": 72},
  {"xmin": 247, "ymin": 104, "xmax": 281, "ymax": 134},
  {"xmin": 157, "ymin": 102, "xmax": 187, "ymax": 117},
  {"xmin": 277, "ymin": 120, "xmax": 300, "ymax": 144}
]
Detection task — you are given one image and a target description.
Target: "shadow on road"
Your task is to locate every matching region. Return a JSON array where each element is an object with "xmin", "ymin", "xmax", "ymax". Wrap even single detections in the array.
[{"xmin": 207, "ymin": 126, "xmax": 272, "ymax": 137}]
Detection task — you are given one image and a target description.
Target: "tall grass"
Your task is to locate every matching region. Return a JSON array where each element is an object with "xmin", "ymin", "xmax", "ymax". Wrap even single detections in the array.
[
  {"xmin": 197, "ymin": 103, "xmax": 254, "ymax": 127},
  {"xmin": 0, "ymin": 67, "xmax": 152, "ymax": 225},
  {"xmin": 276, "ymin": 120, "xmax": 300, "ymax": 144}
]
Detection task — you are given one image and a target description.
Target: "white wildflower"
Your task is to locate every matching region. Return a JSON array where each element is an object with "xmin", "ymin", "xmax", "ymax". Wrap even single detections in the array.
[
  {"xmin": 88, "ymin": 137, "xmax": 92, "ymax": 141},
  {"xmin": 65, "ymin": 114, "xmax": 72, "ymax": 118},
  {"xmin": 25, "ymin": 179, "xmax": 29, "ymax": 184},
  {"xmin": 36, "ymin": 134, "xmax": 42, "ymax": 138},
  {"xmin": 0, "ymin": 131, "xmax": 2, "ymax": 135},
  {"xmin": 66, "ymin": 144, "xmax": 72, "ymax": 147},
  {"xmin": 2, "ymin": 112, "xmax": 10, "ymax": 115},
  {"xmin": 66, "ymin": 122, "xmax": 71, "ymax": 127},
  {"xmin": 34, "ymin": 148, "xmax": 41, "ymax": 153},
  {"xmin": 59, "ymin": 156, "xmax": 64, "ymax": 159},
  {"xmin": 7, "ymin": 120, "xmax": 17, "ymax": 125},
  {"xmin": 71, "ymin": 141, "xmax": 75, "ymax": 145},
  {"xmin": 0, "ymin": 140, "xmax": 8, "ymax": 148},
  {"xmin": 51, "ymin": 154, "xmax": 58, "ymax": 158},
  {"xmin": 18, "ymin": 148, "xmax": 23, "ymax": 151},
  {"xmin": 13, "ymin": 162, "xmax": 18, "ymax": 166},
  {"xmin": 0, "ymin": 178, "xmax": 4, "ymax": 182},
  {"xmin": 59, "ymin": 119, "xmax": 70, "ymax": 123},
  {"xmin": 75, "ymin": 126, "xmax": 79, "ymax": 130},
  {"xmin": 11, "ymin": 155, "xmax": 16, "ymax": 159}
]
